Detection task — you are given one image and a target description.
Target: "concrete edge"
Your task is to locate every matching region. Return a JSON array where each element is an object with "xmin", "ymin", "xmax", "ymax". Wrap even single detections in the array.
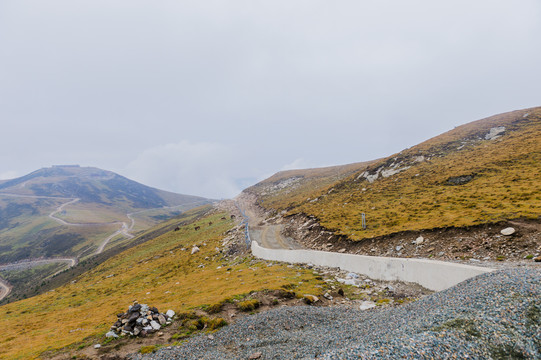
[{"xmin": 251, "ymin": 241, "xmax": 495, "ymax": 291}]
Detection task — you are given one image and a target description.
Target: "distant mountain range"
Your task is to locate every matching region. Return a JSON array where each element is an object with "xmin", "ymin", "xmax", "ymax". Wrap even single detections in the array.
[{"xmin": 0, "ymin": 166, "xmax": 212, "ymax": 263}]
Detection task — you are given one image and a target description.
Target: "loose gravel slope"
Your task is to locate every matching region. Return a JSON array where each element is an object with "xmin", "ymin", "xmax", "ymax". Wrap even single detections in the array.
[{"xmin": 135, "ymin": 268, "xmax": 540, "ymax": 359}]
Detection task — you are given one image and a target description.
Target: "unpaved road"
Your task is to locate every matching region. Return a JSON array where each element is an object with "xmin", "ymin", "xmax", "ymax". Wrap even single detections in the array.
[
  {"xmin": 0, "ymin": 257, "xmax": 77, "ymax": 301},
  {"xmin": 0, "ymin": 278, "xmax": 11, "ymax": 301},
  {"xmin": 236, "ymin": 196, "xmax": 302, "ymax": 250},
  {"xmin": 0, "ymin": 193, "xmax": 209, "ymax": 300},
  {"xmin": 0, "ymin": 257, "xmax": 77, "ymax": 271},
  {"xmin": 0, "ymin": 192, "xmax": 136, "ymax": 255}
]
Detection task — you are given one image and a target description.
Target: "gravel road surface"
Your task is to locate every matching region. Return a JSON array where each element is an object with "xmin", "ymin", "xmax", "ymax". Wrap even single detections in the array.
[{"xmin": 133, "ymin": 267, "xmax": 540, "ymax": 359}]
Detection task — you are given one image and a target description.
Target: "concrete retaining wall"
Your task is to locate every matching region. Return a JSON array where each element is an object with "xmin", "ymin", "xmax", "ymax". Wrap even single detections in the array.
[{"xmin": 251, "ymin": 241, "xmax": 493, "ymax": 291}]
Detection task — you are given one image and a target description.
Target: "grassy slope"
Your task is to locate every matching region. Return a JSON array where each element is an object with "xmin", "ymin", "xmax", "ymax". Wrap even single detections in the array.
[
  {"xmin": 245, "ymin": 162, "xmax": 376, "ymax": 211},
  {"xmin": 0, "ymin": 167, "xmax": 212, "ymax": 263},
  {"xmin": 251, "ymin": 107, "xmax": 541, "ymax": 240},
  {"xmin": 0, "ymin": 208, "xmax": 324, "ymax": 359}
]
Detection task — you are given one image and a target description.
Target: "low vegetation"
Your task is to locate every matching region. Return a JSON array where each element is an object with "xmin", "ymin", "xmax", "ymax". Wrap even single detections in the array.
[
  {"xmin": 0, "ymin": 208, "xmax": 325, "ymax": 359},
  {"xmin": 248, "ymin": 107, "xmax": 541, "ymax": 241}
]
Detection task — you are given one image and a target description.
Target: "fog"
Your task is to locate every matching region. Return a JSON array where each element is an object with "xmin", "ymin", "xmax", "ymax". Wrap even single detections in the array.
[{"xmin": 1, "ymin": 1, "xmax": 540, "ymax": 198}]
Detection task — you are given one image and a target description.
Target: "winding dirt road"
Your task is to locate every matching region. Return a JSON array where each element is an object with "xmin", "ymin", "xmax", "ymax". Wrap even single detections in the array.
[
  {"xmin": 236, "ymin": 196, "xmax": 302, "ymax": 250},
  {"xmin": 0, "ymin": 193, "xmax": 210, "ymax": 301},
  {"xmin": 0, "ymin": 278, "xmax": 11, "ymax": 301}
]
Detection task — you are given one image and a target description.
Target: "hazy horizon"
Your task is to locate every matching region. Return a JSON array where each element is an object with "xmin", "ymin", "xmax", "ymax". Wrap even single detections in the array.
[{"xmin": 1, "ymin": 1, "xmax": 540, "ymax": 198}]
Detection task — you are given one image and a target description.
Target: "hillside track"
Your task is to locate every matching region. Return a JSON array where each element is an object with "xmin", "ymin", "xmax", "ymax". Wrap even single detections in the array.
[
  {"xmin": 0, "ymin": 277, "xmax": 11, "ymax": 301},
  {"xmin": 0, "ymin": 192, "xmax": 136, "ymax": 255},
  {"xmin": 236, "ymin": 196, "xmax": 302, "ymax": 250}
]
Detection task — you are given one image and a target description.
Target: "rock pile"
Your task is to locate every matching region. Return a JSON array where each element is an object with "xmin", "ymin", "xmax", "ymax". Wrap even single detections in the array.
[{"xmin": 106, "ymin": 301, "xmax": 175, "ymax": 338}]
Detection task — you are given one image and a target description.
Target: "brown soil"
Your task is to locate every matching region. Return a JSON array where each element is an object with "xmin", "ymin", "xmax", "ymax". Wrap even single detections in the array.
[{"xmin": 283, "ymin": 213, "xmax": 541, "ymax": 264}]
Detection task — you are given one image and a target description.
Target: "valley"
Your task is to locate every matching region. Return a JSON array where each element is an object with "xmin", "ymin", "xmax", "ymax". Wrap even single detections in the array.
[{"xmin": 0, "ymin": 166, "xmax": 213, "ymax": 304}]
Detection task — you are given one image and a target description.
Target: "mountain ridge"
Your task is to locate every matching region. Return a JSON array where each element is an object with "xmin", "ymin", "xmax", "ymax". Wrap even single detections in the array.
[{"xmin": 243, "ymin": 106, "xmax": 541, "ymax": 261}]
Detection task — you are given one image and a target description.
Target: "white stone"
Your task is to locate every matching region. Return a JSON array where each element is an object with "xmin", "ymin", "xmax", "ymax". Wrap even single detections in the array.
[
  {"xmin": 485, "ymin": 126, "xmax": 505, "ymax": 140},
  {"xmin": 396, "ymin": 245, "xmax": 403, "ymax": 251},
  {"xmin": 501, "ymin": 227, "xmax": 516, "ymax": 236},
  {"xmin": 166, "ymin": 309, "xmax": 175, "ymax": 318},
  {"xmin": 191, "ymin": 246, "xmax": 200, "ymax": 254},
  {"xmin": 415, "ymin": 236, "xmax": 424, "ymax": 245},
  {"xmin": 150, "ymin": 320, "xmax": 161, "ymax": 331},
  {"xmin": 94, "ymin": 344, "xmax": 101, "ymax": 349},
  {"xmin": 359, "ymin": 301, "xmax": 376, "ymax": 310}
]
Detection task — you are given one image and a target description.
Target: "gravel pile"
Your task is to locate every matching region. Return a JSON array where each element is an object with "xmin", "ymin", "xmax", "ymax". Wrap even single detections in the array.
[{"xmin": 132, "ymin": 268, "xmax": 540, "ymax": 359}]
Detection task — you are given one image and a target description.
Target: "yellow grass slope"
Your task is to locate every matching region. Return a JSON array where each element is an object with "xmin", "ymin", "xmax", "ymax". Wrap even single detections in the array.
[
  {"xmin": 245, "ymin": 161, "xmax": 376, "ymax": 210},
  {"xmin": 0, "ymin": 207, "xmax": 323, "ymax": 359},
  {"xmin": 252, "ymin": 107, "xmax": 541, "ymax": 240}
]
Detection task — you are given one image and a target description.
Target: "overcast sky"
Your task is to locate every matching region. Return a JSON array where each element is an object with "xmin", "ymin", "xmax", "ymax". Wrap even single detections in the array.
[{"xmin": 1, "ymin": 1, "xmax": 540, "ymax": 199}]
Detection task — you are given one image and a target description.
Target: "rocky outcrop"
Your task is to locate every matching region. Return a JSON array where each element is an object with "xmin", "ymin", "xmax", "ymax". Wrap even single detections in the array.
[{"xmin": 107, "ymin": 301, "xmax": 175, "ymax": 338}]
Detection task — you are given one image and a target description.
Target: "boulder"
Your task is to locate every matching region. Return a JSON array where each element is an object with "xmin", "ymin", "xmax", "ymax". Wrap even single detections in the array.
[
  {"xmin": 303, "ymin": 294, "xmax": 319, "ymax": 304},
  {"xmin": 123, "ymin": 324, "xmax": 133, "ymax": 333},
  {"xmin": 128, "ymin": 312, "xmax": 140, "ymax": 324},
  {"xmin": 150, "ymin": 320, "xmax": 161, "ymax": 331},
  {"xmin": 501, "ymin": 227, "xmax": 516, "ymax": 236},
  {"xmin": 359, "ymin": 301, "xmax": 376, "ymax": 310}
]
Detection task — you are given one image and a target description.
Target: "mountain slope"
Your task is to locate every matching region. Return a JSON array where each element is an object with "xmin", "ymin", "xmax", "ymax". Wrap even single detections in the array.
[
  {"xmin": 244, "ymin": 161, "xmax": 377, "ymax": 211},
  {"xmin": 0, "ymin": 207, "xmax": 325, "ymax": 359},
  {"xmin": 0, "ymin": 166, "xmax": 212, "ymax": 303},
  {"xmin": 245, "ymin": 107, "xmax": 541, "ymax": 244}
]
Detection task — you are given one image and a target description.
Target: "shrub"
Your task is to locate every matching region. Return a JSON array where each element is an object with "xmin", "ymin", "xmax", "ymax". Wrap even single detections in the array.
[
  {"xmin": 140, "ymin": 345, "xmax": 157, "ymax": 354},
  {"xmin": 237, "ymin": 299, "xmax": 260, "ymax": 311}
]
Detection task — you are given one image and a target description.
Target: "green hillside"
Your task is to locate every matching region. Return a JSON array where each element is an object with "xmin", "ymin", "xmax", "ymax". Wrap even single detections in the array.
[{"xmin": 0, "ymin": 166, "xmax": 211, "ymax": 264}]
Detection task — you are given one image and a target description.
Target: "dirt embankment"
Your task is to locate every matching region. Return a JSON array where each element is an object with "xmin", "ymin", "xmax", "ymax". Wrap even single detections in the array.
[{"xmin": 282, "ymin": 213, "xmax": 541, "ymax": 264}]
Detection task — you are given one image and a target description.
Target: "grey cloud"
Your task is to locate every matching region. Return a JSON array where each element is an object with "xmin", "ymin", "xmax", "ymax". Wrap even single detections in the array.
[{"xmin": 0, "ymin": 1, "xmax": 540, "ymax": 196}]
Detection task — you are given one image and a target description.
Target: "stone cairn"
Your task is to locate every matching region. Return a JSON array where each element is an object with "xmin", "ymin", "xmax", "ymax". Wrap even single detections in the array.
[{"xmin": 106, "ymin": 301, "xmax": 175, "ymax": 338}]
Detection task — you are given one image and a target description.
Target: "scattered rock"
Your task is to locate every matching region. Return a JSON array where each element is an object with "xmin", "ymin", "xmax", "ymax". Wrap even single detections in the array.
[
  {"xmin": 249, "ymin": 351, "xmax": 263, "ymax": 359},
  {"xmin": 485, "ymin": 126, "xmax": 505, "ymax": 140},
  {"xmin": 94, "ymin": 344, "xmax": 101, "ymax": 349},
  {"xmin": 338, "ymin": 248, "xmax": 346, "ymax": 253},
  {"xmin": 534, "ymin": 256, "xmax": 541, "ymax": 262},
  {"xmin": 414, "ymin": 236, "xmax": 424, "ymax": 245},
  {"xmin": 150, "ymin": 320, "xmax": 161, "ymax": 331},
  {"xmin": 191, "ymin": 246, "xmax": 200, "ymax": 254},
  {"xmin": 105, "ymin": 330, "xmax": 118, "ymax": 338},
  {"xmin": 359, "ymin": 301, "xmax": 376, "ymax": 310},
  {"xmin": 501, "ymin": 227, "xmax": 516, "ymax": 236},
  {"xmin": 303, "ymin": 294, "xmax": 319, "ymax": 305},
  {"xmin": 447, "ymin": 175, "xmax": 474, "ymax": 186},
  {"xmin": 396, "ymin": 245, "xmax": 403, "ymax": 251},
  {"xmin": 166, "ymin": 309, "xmax": 175, "ymax": 319}
]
